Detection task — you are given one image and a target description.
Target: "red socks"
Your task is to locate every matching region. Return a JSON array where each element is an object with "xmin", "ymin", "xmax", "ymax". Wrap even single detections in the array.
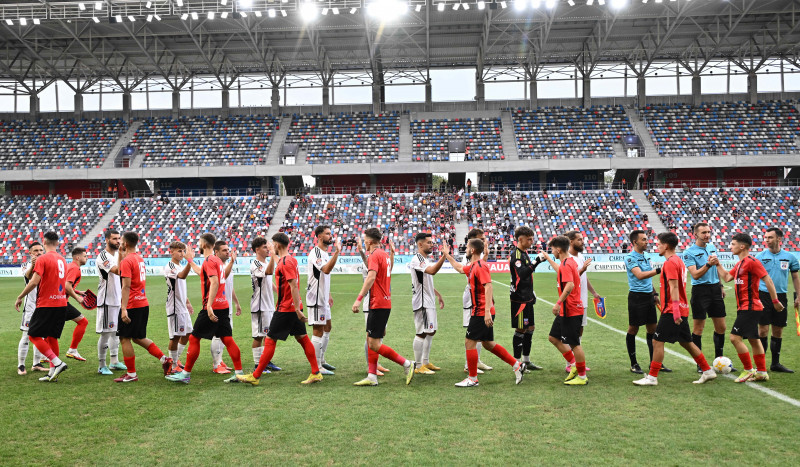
[
  {"xmin": 694, "ymin": 354, "xmax": 711, "ymax": 372},
  {"xmin": 738, "ymin": 352, "xmax": 753, "ymax": 371},
  {"xmin": 28, "ymin": 336, "xmax": 57, "ymax": 361},
  {"xmin": 254, "ymin": 339, "xmax": 277, "ymax": 379},
  {"xmin": 70, "ymin": 317, "xmax": 88, "ymax": 349},
  {"xmin": 753, "ymin": 353, "xmax": 767, "ymax": 372},
  {"xmin": 368, "ymin": 348, "xmax": 379, "ymax": 375},
  {"xmin": 298, "ymin": 335, "xmax": 320, "ymax": 374},
  {"xmin": 184, "ymin": 335, "xmax": 201, "ymax": 373},
  {"xmin": 649, "ymin": 361, "xmax": 662, "ymax": 378},
  {"xmin": 576, "ymin": 361, "xmax": 587, "ymax": 377},
  {"xmin": 46, "ymin": 336, "xmax": 59, "ymax": 357},
  {"xmin": 377, "ymin": 344, "xmax": 406, "ymax": 366},
  {"xmin": 147, "ymin": 342, "xmax": 164, "ymax": 360},
  {"xmin": 466, "ymin": 348, "xmax": 479, "ymax": 378},
  {"xmin": 562, "ymin": 350, "xmax": 575, "ymax": 363},
  {"xmin": 124, "ymin": 356, "xmax": 136, "ymax": 374},
  {"xmin": 487, "ymin": 344, "xmax": 518, "ymax": 367},
  {"xmin": 221, "ymin": 336, "xmax": 243, "ymax": 371}
]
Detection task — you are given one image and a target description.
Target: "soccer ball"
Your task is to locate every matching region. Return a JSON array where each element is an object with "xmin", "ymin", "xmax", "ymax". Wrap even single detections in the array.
[{"xmin": 712, "ymin": 356, "xmax": 733, "ymax": 374}]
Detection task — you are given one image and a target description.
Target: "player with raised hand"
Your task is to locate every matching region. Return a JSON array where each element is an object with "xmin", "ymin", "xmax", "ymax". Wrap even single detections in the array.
[
  {"xmin": 409, "ymin": 232, "xmax": 447, "ymax": 375},
  {"xmin": 634, "ymin": 232, "xmax": 716, "ymax": 386},
  {"xmin": 237, "ymin": 233, "xmax": 323, "ymax": 386},
  {"xmin": 209, "ymin": 241, "xmax": 241, "ymax": 374},
  {"xmin": 115, "ymin": 231, "xmax": 172, "ymax": 383},
  {"xmin": 755, "ymin": 227, "xmax": 800, "ymax": 373},
  {"xmin": 64, "ymin": 247, "xmax": 91, "ymax": 362},
  {"xmin": 509, "ymin": 226, "xmax": 545, "ymax": 372},
  {"xmin": 17, "ymin": 242, "xmax": 46, "ymax": 375},
  {"xmin": 352, "ymin": 228, "xmax": 417, "ymax": 387},
  {"xmin": 444, "ymin": 238, "xmax": 524, "ymax": 387},
  {"xmin": 354, "ymin": 234, "xmax": 391, "ymax": 378},
  {"xmin": 96, "ymin": 229, "xmax": 126, "ymax": 375},
  {"xmin": 14, "ymin": 231, "xmax": 69, "ymax": 382},
  {"xmin": 167, "ymin": 233, "xmax": 245, "ymax": 384},
  {"xmin": 546, "ymin": 235, "xmax": 589, "ymax": 386},
  {"xmin": 163, "ymin": 241, "xmax": 195, "ymax": 373},
  {"xmin": 460, "ymin": 229, "xmax": 492, "ymax": 374},
  {"xmin": 307, "ymin": 225, "xmax": 342, "ymax": 375},
  {"xmin": 712, "ymin": 233, "xmax": 784, "ymax": 383},
  {"xmin": 249, "ymin": 236, "xmax": 280, "ymax": 372}
]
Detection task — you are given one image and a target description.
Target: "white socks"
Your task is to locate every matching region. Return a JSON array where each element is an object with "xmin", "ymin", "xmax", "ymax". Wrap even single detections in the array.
[
  {"xmin": 422, "ymin": 335, "xmax": 433, "ymax": 365},
  {"xmin": 170, "ymin": 349, "xmax": 179, "ymax": 362},
  {"xmin": 321, "ymin": 331, "xmax": 330, "ymax": 363},
  {"xmin": 97, "ymin": 332, "xmax": 112, "ymax": 367},
  {"xmin": 522, "ymin": 355, "xmax": 530, "ymax": 363},
  {"xmin": 18, "ymin": 333, "xmax": 29, "ymax": 367},
  {"xmin": 252, "ymin": 345, "xmax": 263, "ymax": 366},
  {"xmin": 109, "ymin": 335, "xmax": 120, "ymax": 364},
  {"xmin": 210, "ymin": 337, "xmax": 223, "ymax": 367},
  {"xmin": 176, "ymin": 343, "xmax": 186, "ymax": 361},
  {"xmin": 311, "ymin": 335, "xmax": 324, "ymax": 367},
  {"xmin": 413, "ymin": 336, "xmax": 425, "ymax": 363}
]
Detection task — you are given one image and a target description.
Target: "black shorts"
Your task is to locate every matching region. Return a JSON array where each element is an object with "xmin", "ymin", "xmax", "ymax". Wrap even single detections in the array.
[
  {"xmin": 731, "ymin": 310, "xmax": 760, "ymax": 339},
  {"xmin": 466, "ymin": 314, "xmax": 495, "ymax": 342},
  {"xmin": 192, "ymin": 309, "xmax": 233, "ymax": 340},
  {"xmin": 28, "ymin": 307, "xmax": 67, "ymax": 338},
  {"xmin": 653, "ymin": 313, "xmax": 692, "ymax": 344},
  {"xmin": 366, "ymin": 308, "xmax": 390, "ymax": 339},
  {"xmin": 511, "ymin": 300, "xmax": 535, "ymax": 329},
  {"xmin": 690, "ymin": 284, "xmax": 726, "ymax": 320},
  {"xmin": 628, "ymin": 291, "xmax": 658, "ymax": 327},
  {"xmin": 267, "ymin": 311, "xmax": 307, "ymax": 341},
  {"xmin": 758, "ymin": 292, "xmax": 788, "ymax": 327},
  {"xmin": 548, "ymin": 315, "xmax": 582, "ymax": 347},
  {"xmin": 117, "ymin": 306, "xmax": 150, "ymax": 339},
  {"xmin": 65, "ymin": 302, "xmax": 82, "ymax": 321}
]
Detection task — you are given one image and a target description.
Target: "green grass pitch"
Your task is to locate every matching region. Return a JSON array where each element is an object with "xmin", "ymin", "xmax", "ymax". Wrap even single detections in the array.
[{"xmin": 2, "ymin": 272, "xmax": 799, "ymax": 465}]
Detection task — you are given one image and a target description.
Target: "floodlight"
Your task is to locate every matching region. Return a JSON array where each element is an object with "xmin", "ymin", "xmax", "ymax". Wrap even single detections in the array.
[
  {"xmin": 478, "ymin": 1, "xmax": 485, "ymax": 9},
  {"xmin": 568, "ymin": 0, "xmax": 575, "ymax": 5},
  {"xmin": 5, "ymin": 19, "xmax": 12, "ymax": 25},
  {"xmin": 545, "ymin": 0, "xmax": 557, "ymax": 7},
  {"xmin": 453, "ymin": 2, "xmax": 459, "ymax": 9},
  {"xmin": 208, "ymin": 11, "xmax": 215, "ymax": 19},
  {"xmin": 350, "ymin": 7, "xmax": 358, "ymax": 13},
  {"xmin": 147, "ymin": 14, "xmax": 153, "ymax": 21},
  {"xmin": 531, "ymin": 0, "xmax": 541, "ymax": 8},
  {"xmin": 33, "ymin": 18, "xmax": 41, "ymax": 24},
  {"xmin": 177, "ymin": 0, "xmax": 184, "ymax": 6},
  {"xmin": 128, "ymin": 15, "xmax": 136, "ymax": 21},
  {"xmin": 514, "ymin": 0, "xmax": 526, "ymax": 10},
  {"xmin": 322, "ymin": 7, "xmax": 328, "ymax": 14},
  {"xmin": 254, "ymin": 10, "xmax": 262, "ymax": 16},
  {"xmin": 416, "ymin": 4, "xmax": 423, "ymax": 11},
  {"xmin": 95, "ymin": 1, "xmax": 102, "ymax": 10},
  {"xmin": 19, "ymin": 17, "xmax": 27, "ymax": 25},
  {"xmin": 500, "ymin": 1, "xmax": 507, "ymax": 7},
  {"xmin": 368, "ymin": 0, "xmax": 407, "ymax": 19},
  {"xmin": 146, "ymin": 1, "xmax": 153, "ymax": 8},
  {"xmin": 268, "ymin": 8, "xmax": 276, "ymax": 16},
  {"xmin": 437, "ymin": 2, "xmax": 445, "ymax": 10},
  {"xmin": 154, "ymin": 13, "xmax": 162, "ymax": 20},
  {"xmin": 79, "ymin": 3, "xmax": 86, "ymax": 11},
  {"xmin": 300, "ymin": 1, "xmax": 318, "ymax": 21},
  {"xmin": 281, "ymin": 9, "xmax": 287, "ymax": 16},
  {"xmin": 220, "ymin": 11, "xmax": 227, "ymax": 17},
  {"xmin": 239, "ymin": 0, "xmax": 252, "ymax": 7},
  {"xmin": 610, "ymin": 0, "xmax": 627, "ymax": 8}
]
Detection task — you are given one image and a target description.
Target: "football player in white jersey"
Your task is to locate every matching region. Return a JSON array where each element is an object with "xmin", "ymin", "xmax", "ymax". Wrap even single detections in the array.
[
  {"xmin": 249, "ymin": 236, "xmax": 281, "ymax": 372},
  {"xmin": 307, "ymin": 225, "xmax": 342, "ymax": 375},
  {"xmin": 164, "ymin": 241, "xmax": 196, "ymax": 373},
  {"xmin": 410, "ymin": 232, "xmax": 448, "ymax": 375},
  {"xmin": 17, "ymin": 242, "xmax": 46, "ymax": 375},
  {"xmin": 461, "ymin": 228, "xmax": 492, "ymax": 374},
  {"xmin": 356, "ymin": 235, "xmax": 392, "ymax": 377},
  {"xmin": 96, "ymin": 229, "xmax": 126, "ymax": 375}
]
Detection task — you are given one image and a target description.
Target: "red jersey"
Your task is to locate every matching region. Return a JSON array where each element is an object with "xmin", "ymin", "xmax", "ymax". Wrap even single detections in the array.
[
  {"xmin": 201, "ymin": 254, "xmax": 229, "ymax": 310},
  {"xmin": 367, "ymin": 248, "xmax": 392, "ymax": 310},
  {"xmin": 659, "ymin": 254, "xmax": 689, "ymax": 317},
  {"xmin": 557, "ymin": 257, "xmax": 583, "ymax": 317},
  {"xmin": 730, "ymin": 256, "xmax": 767, "ymax": 311},
  {"xmin": 34, "ymin": 250, "xmax": 67, "ymax": 308},
  {"xmin": 66, "ymin": 261, "xmax": 82, "ymax": 289},
  {"xmin": 275, "ymin": 255, "xmax": 299, "ymax": 313},
  {"xmin": 119, "ymin": 253, "xmax": 149, "ymax": 309},
  {"xmin": 464, "ymin": 260, "xmax": 494, "ymax": 317}
]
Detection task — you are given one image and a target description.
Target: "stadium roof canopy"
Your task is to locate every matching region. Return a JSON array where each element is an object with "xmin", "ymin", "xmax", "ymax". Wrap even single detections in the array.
[{"xmin": 0, "ymin": 0, "xmax": 798, "ymax": 91}]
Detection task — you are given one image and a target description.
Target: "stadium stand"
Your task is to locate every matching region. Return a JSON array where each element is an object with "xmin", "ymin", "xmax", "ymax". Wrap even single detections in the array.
[
  {"xmin": 0, "ymin": 196, "xmax": 113, "ymax": 262},
  {"xmin": 512, "ymin": 105, "xmax": 632, "ymax": 159},
  {"xmin": 464, "ymin": 189, "xmax": 651, "ymax": 259},
  {"xmin": 641, "ymin": 101, "xmax": 800, "ymax": 157},
  {"xmin": 280, "ymin": 191, "xmax": 462, "ymax": 255},
  {"xmin": 647, "ymin": 186, "xmax": 800, "ymax": 250},
  {"xmin": 91, "ymin": 195, "xmax": 279, "ymax": 257},
  {"xmin": 284, "ymin": 112, "xmax": 400, "ymax": 164},
  {"xmin": 0, "ymin": 118, "xmax": 128, "ymax": 170},
  {"xmin": 410, "ymin": 117, "xmax": 504, "ymax": 161},
  {"xmin": 135, "ymin": 115, "xmax": 279, "ymax": 167}
]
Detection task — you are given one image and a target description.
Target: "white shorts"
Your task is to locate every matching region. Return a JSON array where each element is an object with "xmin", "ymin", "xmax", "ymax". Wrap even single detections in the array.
[
  {"xmin": 167, "ymin": 312, "xmax": 193, "ymax": 339},
  {"xmin": 414, "ymin": 308, "xmax": 438, "ymax": 334},
  {"xmin": 96, "ymin": 305, "xmax": 120, "ymax": 333},
  {"xmin": 20, "ymin": 309, "xmax": 35, "ymax": 331},
  {"xmin": 307, "ymin": 305, "xmax": 331, "ymax": 326},
  {"xmin": 463, "ymin": 308, "xmax": 471, "ymax": 327},
  {"xmin": 251, "ymin": 309, "xmax": 274, "ymax": 338}
]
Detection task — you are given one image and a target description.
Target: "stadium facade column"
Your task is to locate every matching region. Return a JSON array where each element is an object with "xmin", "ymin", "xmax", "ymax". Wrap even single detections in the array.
[
  {"xmin": 221, "ymin": 88, "xmax": 230, "ymax": 116},
  {"xmin": 476, "ymin": 78, "xmax": 485, "ymax": 110},
  {"xmin": 271, "ymin": 86, "xmax": 281, "ymax": 114},
  {"xmin": 691, "ymin": 74, "xmax": 701, "ymax": 106},
  {"xmin": 29, "ymin": 93, "xmax": 39, "ymax": 119},
  {"xmin": 529, "ymin": 79, "xmax": 538, "ymax": 109},
  {"xmin": 747, "ymin": 71, "xmax": 757, "ymax": 103},
  {"xmin": 425, "ymin": 80, "xmax": 432, "ymax": 111},
  {"xmin": 122, "ymin": 91, "xmax": 132, "ymax": 121},
  {"xmin": 582, "ymin": 75, "xmax": 591, "ymax": 107},
  {"xmin": 171, "ymin": 91, "xmax": 180, "ymax": 117},
  {"xmin": 74, "ymin": 92, "xmax": 83, "ymax": 120},
  {"xmin": 636, "ymin": 76, "xmax": 646, "ymax": 107},
  {"xmin": 322, "ymin": 81, "xmax": 330, "ymax": 115}
]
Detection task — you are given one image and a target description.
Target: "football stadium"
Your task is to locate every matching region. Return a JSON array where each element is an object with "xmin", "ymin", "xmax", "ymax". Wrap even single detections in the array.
[{"xmin": 1, "ymin": 0, "xmax": 800, "ymax": 464}]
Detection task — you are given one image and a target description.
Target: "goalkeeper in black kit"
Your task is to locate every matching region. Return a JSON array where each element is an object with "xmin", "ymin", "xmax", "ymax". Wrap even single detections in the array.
[{"xmin": 510, "ymin": 226, "xmax": 546, "ymax": 371}]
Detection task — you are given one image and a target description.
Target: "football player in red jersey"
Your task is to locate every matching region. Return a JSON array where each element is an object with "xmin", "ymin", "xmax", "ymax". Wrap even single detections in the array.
[
  {"xmin": 64, "ymin": 247, "xmax": 90, "ymax": 362},
  {"xmin": 712, "ymin": 232, "xmax": 783, "ymax": 383}
]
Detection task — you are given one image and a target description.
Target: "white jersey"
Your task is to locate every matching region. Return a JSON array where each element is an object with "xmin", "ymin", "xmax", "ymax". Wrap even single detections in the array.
[
  {"xmin": 306, "ymin": 246, "xmax": 331, "ymax": 309},
  {"xmin": 225, "ymin": 265, "xmax": 235, "ymax": 314},
  {"xmin": 410, "ymin": 253, "xmax": 436, "ymax": 310},
  {"xmin": 361, "ymin": 257, "xmax": 370, "ymax": 312},
  {"xmin": 97, "ymin": 249, "xmax": 121, "ymax": 307},
  {"xmin": 250, "ymin": 259, "xmax": 275, "ymax": 313},
  {"xmin": 21, "ymin": 261, "xmax": 37, "ymax": 313},
  {"xmin": 461, "ymin": 253, "xmax": 472, "ymax": 310},
  {"xmin": 163, "ymin": 261, "xmax": 188, "ymax": 316},
  {"xmin": 570, "ymin": 252, "xmax": 589, "ymax": 308}
]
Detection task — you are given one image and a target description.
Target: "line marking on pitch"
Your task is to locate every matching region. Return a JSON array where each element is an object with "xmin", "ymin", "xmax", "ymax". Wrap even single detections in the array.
[{"xmin": 491, "ymin": 280, "xmax": 800, "ymax": 409}]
